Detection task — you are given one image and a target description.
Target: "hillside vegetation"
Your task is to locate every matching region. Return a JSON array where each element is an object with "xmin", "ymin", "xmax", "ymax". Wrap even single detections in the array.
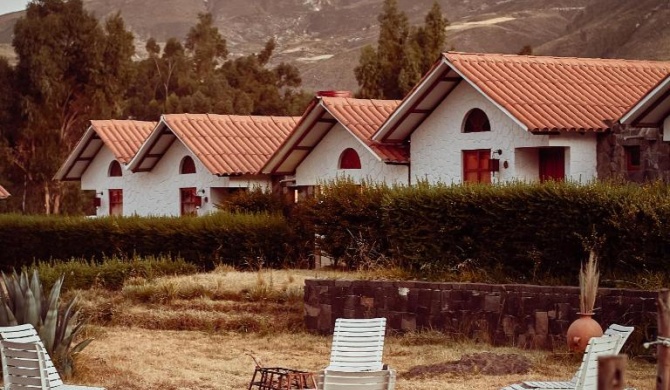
[{"xmin": 1, "ymin": 0, "xmax": 669, "ymax": 91}]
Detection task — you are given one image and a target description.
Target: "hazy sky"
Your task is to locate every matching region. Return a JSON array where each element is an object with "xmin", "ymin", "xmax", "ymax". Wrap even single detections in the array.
[{"xmin": 0, "ymin": 0, "xmax": 29, "ymax": 15}]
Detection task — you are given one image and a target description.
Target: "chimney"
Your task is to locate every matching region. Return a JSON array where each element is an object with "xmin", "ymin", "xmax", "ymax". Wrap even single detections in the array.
[{"xmin": 316, "ymin": 90, "xmax": 353, "ymax": 98}]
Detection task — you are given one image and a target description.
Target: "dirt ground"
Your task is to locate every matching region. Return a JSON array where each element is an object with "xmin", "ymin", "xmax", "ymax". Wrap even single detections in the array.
[{"xmin": 74, "ymin": 327, "xmax": 657, "ymax": 390}]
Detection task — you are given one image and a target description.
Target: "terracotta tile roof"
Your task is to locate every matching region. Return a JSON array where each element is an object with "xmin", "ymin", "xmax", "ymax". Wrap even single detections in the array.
[
  {"xmin": 620, "ymin": 74, "xmax": 670, "ymax": 127},
  {"xmin": 262, "ymin": 97, "xmax": 409, "ymax": 175},
  {"xmin": 90, "ymin": 120, "xmax": 157, "ymax": 163},
  {"xmin": 374, "ymin": 52, "xmax": 670, "ymax": 142},
  {"xmin": 54, "ymin": 120, "xmax": 156, "ymax": 181},
  {"xmin": 132, "ymin": 114, "xmax": 299, "ymax": 176},
  {"xmin": 0, "ymin": 184, "xmax": 9, "ymax": 199},
  {"xmin": 321, "ymin": 97, "xmax": 409, "ymax": 162}
]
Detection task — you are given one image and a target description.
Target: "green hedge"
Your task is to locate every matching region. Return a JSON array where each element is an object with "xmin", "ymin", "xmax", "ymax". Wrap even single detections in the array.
[
  {"xmin": 310, "ymin": 180, "xmax": 670, "ymax": 283},
  {"xmin": 3, "ymin": 181, "xmax": 670, "ymax": 284},
  {"xmin": 0, "ymin": 212, "xmax": 300, "ymax": 270}
]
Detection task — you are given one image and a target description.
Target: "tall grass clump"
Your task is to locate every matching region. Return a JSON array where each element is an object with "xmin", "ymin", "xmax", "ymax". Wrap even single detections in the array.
[
  {"xmin": 30, "ymin": 255, "xmax": 198, "ymax": 291},
  {"xmin": 579, "ymin": 250, "xmax": 599, "ymax": 314}
]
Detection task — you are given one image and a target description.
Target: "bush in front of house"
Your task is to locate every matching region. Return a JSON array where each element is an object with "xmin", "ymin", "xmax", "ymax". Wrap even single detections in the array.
[
  {"xmin": 312, "ymin": 180, "xmax": 670, "ymax": 285},
  {"xmin": 0, "ymin": 212, "xmax": 301, "ymax": 271},
  {"xmin": 309, "ymin": 179, "xmax": 393, "ymax": 269}
]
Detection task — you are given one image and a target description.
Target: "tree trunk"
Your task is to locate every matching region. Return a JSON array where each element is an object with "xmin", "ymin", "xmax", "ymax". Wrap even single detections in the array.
[
  {"xmin": 43, "ymin": 181, "xmax": 50, "ymax": 215},
  {"xmin": 657, "ymin": 289, "xmax": 670, "ymax": 390}
]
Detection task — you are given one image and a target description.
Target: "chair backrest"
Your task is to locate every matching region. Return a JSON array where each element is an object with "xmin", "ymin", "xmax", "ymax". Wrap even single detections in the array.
[
  {"xmin": 603, "ymin": 324, "xmax": 634, "ymax": 354},
  {"xmin": 1, "ymin": 339, "xmax": 49, "ymax": 389},
  {"xmin": 0, "ymin": 324, "xmax": 63, "ymax": 388},
  {"xmin": 573, "ymin": 335, "xmax": 620, "ymax": 389},
  {"xmin": 327, "ymin": 318, "xmax": 386, "ymax": 372},
  {"xmin": 317, "ymin": 369, "xmax": 396, "ymax": 390}
]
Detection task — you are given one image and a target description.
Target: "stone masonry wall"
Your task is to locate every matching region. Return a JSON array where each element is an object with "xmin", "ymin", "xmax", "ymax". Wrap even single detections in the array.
[{"xmin": 304, "ymin": 279, "xmax": 658, "ymax": 350}]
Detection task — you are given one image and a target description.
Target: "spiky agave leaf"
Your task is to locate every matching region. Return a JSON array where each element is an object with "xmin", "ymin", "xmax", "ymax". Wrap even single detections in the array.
[
  {"xmin": 55, "ymin": 296, "xmax": 80, "ymax": 352},
  {"xmin": 40, "ymin": 275, "xmax": 64, "ymax": 354},
  {"xmin": 29, "ymin": 269, "xmax": 43, "ymax": 322},
  {"xmin": 3, "ymin": 271, "xmax": 24, "ymax": 319},
  {"xmin": 21, "ymin": 283, "xmax": 39, "ymax": 327},
  {"xmin": 0, "ymin": 300, "xmax": 17, "ymax": 326}
]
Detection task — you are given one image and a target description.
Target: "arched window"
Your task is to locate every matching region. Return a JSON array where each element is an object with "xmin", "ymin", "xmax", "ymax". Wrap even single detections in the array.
[
  {"xmin": 180, "ymin": 156, "xmax": 196, "ymax": 174},
  {"xmin": 463, "ymin": 108, "xmax": 491, "ymax": 133},
  {"xmin": 339, "ymin": 148, "xmax": 361, "ymax": 169},
  {"xmin": 108, "ymin": 161, "xmax": 122, "ymax": 177}
]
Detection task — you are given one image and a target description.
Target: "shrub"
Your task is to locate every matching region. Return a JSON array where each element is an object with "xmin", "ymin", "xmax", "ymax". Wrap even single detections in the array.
[
  {"xmin": 30, "ymin": 255, "xmax": 199, "ymax": 291},
  {"xmin": 0, "ymin": 269, "xmax": 90, "ymax": 378}
]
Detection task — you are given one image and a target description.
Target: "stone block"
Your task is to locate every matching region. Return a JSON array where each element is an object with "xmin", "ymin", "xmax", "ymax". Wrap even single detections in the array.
[
  {"xmin": 535, "ymin": 312, "xmax": 549, "ymax": 336},
  {"xmin": 317, "ymin": 304, "xmax": 332, "ymax": 332},
  {"xmin": 430, "ymin": 290, "xmax": 442, "ymax": 314},
  {"xmin": 484, "ymin": 294, "xmax": 501, "ymax": 312},
  {"xmin": 401, "ymin": 313, "xmax": 417, "ymax": 332},
  {"xmin": 304, "ymin": 303, "xmax": 321, "ymax": 317},
  {"xmin": 344, "ymin": 295, "xmax": 358, "ymax": 311},
  {"xmin": 408, "ymin": 290, "xmax": 419, "ymax": 312}
]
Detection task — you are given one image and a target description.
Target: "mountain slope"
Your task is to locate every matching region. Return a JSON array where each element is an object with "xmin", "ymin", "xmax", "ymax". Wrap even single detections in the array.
[{"xmin": 0, "ymin": 0, "xmax": 668, "ymax": 92}]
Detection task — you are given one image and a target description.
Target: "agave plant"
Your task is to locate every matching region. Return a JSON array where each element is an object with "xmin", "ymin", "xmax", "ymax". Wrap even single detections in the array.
[{"xmin": 0, "ymin": 269, "xmax": 92, "ymax": 377}]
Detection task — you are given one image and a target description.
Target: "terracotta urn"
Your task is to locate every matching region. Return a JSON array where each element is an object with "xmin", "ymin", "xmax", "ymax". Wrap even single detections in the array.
[{"xmin": 566, "ymin": 312, "xmax": 603, "ymax": 352}]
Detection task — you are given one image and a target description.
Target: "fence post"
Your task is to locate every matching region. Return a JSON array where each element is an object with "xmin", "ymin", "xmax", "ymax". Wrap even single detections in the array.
[
  {"xmin": 657, "ymin": 289, "xmax": 670, "ymax": 390},
  {"xmin": 598, "ymin": 355, "xmax": 627, "ymax": 390}
]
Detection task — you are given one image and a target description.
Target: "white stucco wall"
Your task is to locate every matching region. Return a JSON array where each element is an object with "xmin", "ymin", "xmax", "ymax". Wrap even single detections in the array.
[
  {"xmin": 295, "ymin": 124, "xmax": 408, "ymax": 186},
  {"xmin": 80, "ymin": 142, "xmax": 271, "ymax": 217},
  {"xmin": 410, "ymin": 82, "xmax": 598, "ymax": 184}
]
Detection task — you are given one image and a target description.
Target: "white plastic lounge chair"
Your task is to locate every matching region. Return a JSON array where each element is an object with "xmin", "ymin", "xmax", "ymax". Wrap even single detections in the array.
[
  {"xmin": 603, "ymin": 324, "xmax": 634, "ymax": 354},
  {"xmin": 0, "ymin": 324, "xmax": 104, "ymax": 390},
  {"xmin": 1, "ymin": 339, "xmax": 50, "ymax": 389},
  {"xmin": 501, "ymin": 334, "xmax": 620, "ymax": 390},
  {"xmin": 316, "ymin": 369, "xmax": 396, "ymax": 390},
  {"xmin": 326, "ymin": 318, "xmax": 387, "ymax": 372},
  {"xmin": 501, "ymin": 323, "xmax": 634, "ymax": 390}
]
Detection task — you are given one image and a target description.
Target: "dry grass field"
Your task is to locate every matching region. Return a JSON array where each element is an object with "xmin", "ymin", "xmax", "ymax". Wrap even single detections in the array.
[{"xmin": 66, "ymin": 269, "xmax": 657, "ymax": 389}]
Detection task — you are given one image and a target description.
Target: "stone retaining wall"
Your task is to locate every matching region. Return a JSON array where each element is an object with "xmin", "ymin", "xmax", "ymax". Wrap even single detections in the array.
[{"xmin": 304, "ymin": 279, "xmax": 658, "ymax": 350}]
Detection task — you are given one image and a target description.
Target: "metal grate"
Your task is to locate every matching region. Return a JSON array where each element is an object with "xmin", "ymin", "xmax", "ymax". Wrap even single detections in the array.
[{"xmin": 248, "ymin": 367, "xmax": 317, "ymax": 390}]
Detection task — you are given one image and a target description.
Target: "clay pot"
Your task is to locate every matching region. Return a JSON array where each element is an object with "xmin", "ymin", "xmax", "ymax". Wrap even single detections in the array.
[{"xmin": 566, "ymin": 313, "xmax": 603, "ymax": 352}]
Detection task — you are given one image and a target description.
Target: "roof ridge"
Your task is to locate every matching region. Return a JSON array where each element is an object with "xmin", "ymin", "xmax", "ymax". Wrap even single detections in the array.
[{"xmin": 445, "ymin": 51, "xmax": 670, "ymax": 66}]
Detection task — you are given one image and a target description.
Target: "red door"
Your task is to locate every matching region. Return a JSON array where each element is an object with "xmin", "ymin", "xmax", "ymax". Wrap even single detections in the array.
[{"xmin": 539, "ymin": 148, "xmax": 565, "ymax": 182}]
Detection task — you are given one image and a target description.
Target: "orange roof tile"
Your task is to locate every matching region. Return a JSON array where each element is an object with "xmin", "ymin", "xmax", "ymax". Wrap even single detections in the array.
[
  {"xmin": 90, "ymin": 120, "xmax": 157, "ymax": 163},
  {"xmin": 0, "ymin": 184, "xmax": 9, "ymax": 199},
  {"xmin": 374, "ymin": 52, "xmax": 670, "ymax": 142},
  {"xmin": 446, "ymin": 52, "xmax": 670, "ymax": 132},
  {"xmin": 620, "ymin": 74, "xmax": 670, "ymax": 127},
  {"xmin": 54, "ymin": 120, "xmax": 156, "ymax": 181},
  {"xmin": 133, "ymin": 114, "xmax": 299, "ymax": 176},
  {"xmin": 262, "ymin": 97, "xmax": 409, "ymax": 175},
  {"xmin": 320, "ymin": 97, "xmax": 409, "ymax": 162}
]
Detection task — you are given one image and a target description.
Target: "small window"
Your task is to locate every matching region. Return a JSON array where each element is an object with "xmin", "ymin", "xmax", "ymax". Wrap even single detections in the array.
[
  {"xmin": 180, "ymin": 156, "xmax": 196, "ymax": 174},
  {"xmin": 463, "ymin": 149, "xmax": 491, "ymax": 184},
  {"xmin": 339, "ymin": 148, "xmax": 361, "ymax": 169},
  {"xmin": 109, "ymin": 189, "xmax": 123, "ymax": 216},
  {"xmin": 108, "ymin": 161, "xmax": 122, "ymax": 177},
  {"xmin": 463, "ymin": 108, "xmax": 491, "ymax": 133},
  {"xmin": 624, "ymin": 146, "xmax": 641, "ymax": 172},
  {"xmin": 180, "ymin": 187, "xmax": 198, "ymax": 216}
]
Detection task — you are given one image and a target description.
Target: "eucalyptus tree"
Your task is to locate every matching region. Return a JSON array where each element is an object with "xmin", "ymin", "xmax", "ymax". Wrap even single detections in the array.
[
  {"xmin": 354, "ymin": 0, "xmax": 449, "ymax": 100},
  {"xmin": 9, "ymin": 0, "xmax": 135, "ymax": 214}
]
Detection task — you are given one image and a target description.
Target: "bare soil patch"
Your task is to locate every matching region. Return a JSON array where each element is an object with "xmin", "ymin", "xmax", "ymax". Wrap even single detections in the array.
[{"xmin": 405, "ymin": 352, "xmax": 531, "ymax": 378}]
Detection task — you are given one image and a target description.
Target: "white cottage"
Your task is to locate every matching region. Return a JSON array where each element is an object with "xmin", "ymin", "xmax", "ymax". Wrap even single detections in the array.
[
  {"xmin": 621, "ymin": 75, "xmax": 670, "ymax": 130},
  {"xmin": 373, "ymin": 52, "xmax": 670, "ymax": 185},
  {"xmin": 126, "ymin": 113, "xmax": 298, "ymax": 216},
  {"xmin": 54, "ymin": 120, "xmax": 156, "ymax": 216},
  {"xmin": 262, "ymin": 94, "xmax": 409, "ymax": 197}
]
